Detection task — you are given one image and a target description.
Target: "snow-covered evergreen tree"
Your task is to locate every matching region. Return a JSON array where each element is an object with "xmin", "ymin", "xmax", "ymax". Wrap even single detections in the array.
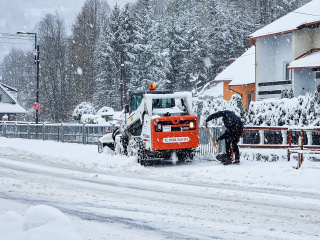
[{"xmin": 130, "ymin": 0, "xmax": 170, "ymax": 90}]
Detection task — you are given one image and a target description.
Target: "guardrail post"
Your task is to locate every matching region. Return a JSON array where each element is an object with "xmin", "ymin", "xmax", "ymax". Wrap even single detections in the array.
[
  {"xmin": 259, "ymin": 129, "xmax": 264, "ymax": 145},
  {"xmin": 306, "ymin": 131, "xmax": 312, "ymax": 146},
  {"xmin": 281, "ymin": 130, "xmax": 287, "ymax": 145}
]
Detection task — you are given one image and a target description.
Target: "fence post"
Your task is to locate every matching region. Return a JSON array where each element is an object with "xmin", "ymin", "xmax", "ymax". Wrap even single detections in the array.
[
  {"xmin": 42, "ymin": 124, "xmax": 45, "ymax": 140},
  {"xmin": 281, "ymin": 130, "xmax": 287, "ymax": 145},
  {"xmin": 82, "ymin": 123, "xmax": 87, "ymax": 144},
  {"xmin": 3, "ymin": 123, "xmax": 7, "ymax": 137},
  {"xmin": 306, "ymin": 131, "xmax": 312, "ymax": 146},
  {"xmin": 259, "ymin": 129, "xmax": 265, "ymax": 145},
  {"xmin": 14, "ymin": 122, "xmax": 17, "ymax": 138},
  {"xmin": 61, "ymin": 124, "xmax": 64, "ymax": 142},
  {"xmin": 27, "ymin": 123, "xmax": 30, "ymax": 139}
]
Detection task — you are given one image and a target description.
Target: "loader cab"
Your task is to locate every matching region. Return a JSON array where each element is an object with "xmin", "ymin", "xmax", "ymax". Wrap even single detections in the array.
[{"xmin": 128, "ymin": 89, "xmax": 174, "ymax": 113}]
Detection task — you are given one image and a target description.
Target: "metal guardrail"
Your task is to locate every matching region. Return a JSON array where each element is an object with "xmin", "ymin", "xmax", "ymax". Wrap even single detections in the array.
[{"xmin": 0, "ymin": 121, "xmax": 224, "ymax": 157}]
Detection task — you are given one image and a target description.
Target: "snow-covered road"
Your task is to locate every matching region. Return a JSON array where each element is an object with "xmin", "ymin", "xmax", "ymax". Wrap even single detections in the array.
[{"xmin": 1, "ymin": 139, "xmax": 320, "ymax": 240}]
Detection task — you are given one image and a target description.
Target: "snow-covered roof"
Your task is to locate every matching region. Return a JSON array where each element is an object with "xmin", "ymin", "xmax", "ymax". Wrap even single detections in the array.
[
  {"xmin": 214, "ymin": 47, "xmax": 255, "ymax": 86},
  {"xmin": 0, "ymin": 82, "xmax": 26, "ymax": 114},
  {"xmin": 198, "ymin": 82, "xmax": 224, "ymax": 99},
  {"xmin": 288, "ymin": 50, "xmax": 320, "ymax": 69},
  {"xmin": 250, "ymin": 0, "xmax": 320, "ymax": 39},
  {"xmin": 0, "ymin": 102, "xmax": 27, "ymax": 113},
  {"xmin": 0, "ymin": 82, "xmax": 18, "ymax": 92}
]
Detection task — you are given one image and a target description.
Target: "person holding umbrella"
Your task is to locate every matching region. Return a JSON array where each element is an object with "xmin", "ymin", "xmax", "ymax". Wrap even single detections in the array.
[{"xmin": 203, "ymin": 110, "xmax": 244, "ymax": 165}]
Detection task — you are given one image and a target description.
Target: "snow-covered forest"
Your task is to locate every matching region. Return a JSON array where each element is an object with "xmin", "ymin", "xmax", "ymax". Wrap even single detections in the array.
[{"xmin": 0, "ymin": 0, "xmax": 310, "ymax": 122}]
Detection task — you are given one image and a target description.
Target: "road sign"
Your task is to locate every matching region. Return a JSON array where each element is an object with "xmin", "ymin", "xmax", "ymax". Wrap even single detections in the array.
[{"xmin": 33, "ymin": 103, "xmax": 41, "ymax": 110}]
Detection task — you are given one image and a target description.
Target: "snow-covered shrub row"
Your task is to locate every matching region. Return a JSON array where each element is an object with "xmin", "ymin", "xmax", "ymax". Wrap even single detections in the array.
[
  {"xmin": 194, "ymin": 94, "xmax": 246, "ymax": 126},
  {"xmin": 195, "ymin": 92, "xmax": 320, "ymax": 126},
  {"xmin": 80, "ymin": 114, "xmax": 107, "ymax": 124},
  {"xmin": 247, "ymin": 92, "xmax": 320, "ymax": 126}
]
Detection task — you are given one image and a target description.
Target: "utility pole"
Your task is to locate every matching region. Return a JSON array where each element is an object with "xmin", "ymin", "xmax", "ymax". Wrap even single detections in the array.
[
  {"xmin": 17, "ymin": 31, "xmax": 40, "ymax": 123},
  {"xmin": 121, "ymin": 51, "xmax": 126, "ymax": 109}
]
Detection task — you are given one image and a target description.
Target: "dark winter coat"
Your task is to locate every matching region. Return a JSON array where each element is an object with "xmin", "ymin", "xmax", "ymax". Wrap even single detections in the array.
[{"xmin": 205, "ymin": 110, "xmax": 243, "ymax": 141}]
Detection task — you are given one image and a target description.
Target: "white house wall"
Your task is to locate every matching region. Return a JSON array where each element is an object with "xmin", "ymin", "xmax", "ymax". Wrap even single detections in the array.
[
  {"xmin": 256, "ymin": 34, "xmax": 293, "ymax": 100},
  {"xmin": 294, "ymin": 69, "xmax": 319, "ymax": 96},
  {"xmin": 293, "ymin": 27, "xmax": 320, "ymax": 59}
]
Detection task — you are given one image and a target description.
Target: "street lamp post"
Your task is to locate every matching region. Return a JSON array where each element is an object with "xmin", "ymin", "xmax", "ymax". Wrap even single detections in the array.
[
  {"xmin": 17, "ymin": 31, "xmax": 40, "ymax": 124},
  {"xmin": 120, "ymin": 50, "xmax": 126, "ymax": 110}
]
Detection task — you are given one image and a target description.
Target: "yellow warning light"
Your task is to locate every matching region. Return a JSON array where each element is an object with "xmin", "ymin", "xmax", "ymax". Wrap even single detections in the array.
[
  {"xmin": 189, "ymin": 121, "xmax": 196, "ymax": 130},
  {"xmin": 149, "ymin": 83, "xmax": 156, "ymax": 91}
]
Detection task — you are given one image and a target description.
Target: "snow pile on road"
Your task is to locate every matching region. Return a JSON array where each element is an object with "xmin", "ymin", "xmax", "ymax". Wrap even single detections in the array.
[
  {"xmin": 0, "ymin": 205, "xmax": 83, "ymax": 240},
  {"xmin": 0, "ymin": 137, "xmax": 147, "ymax": 174}
]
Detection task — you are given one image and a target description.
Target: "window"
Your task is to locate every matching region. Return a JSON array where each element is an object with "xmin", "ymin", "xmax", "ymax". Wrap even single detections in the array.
[
  {"xmin": 247, "ymin": 91, "xmax": 255, "ymax": 109},
  {"xmin": 316, "ymin": 72, "xmax": 320, "ymax": 79},
  {"xmin": 152, "ymin": 98, "xmax": 175, "ymax": 108},
  {"xmin": 130, "ymin": 94, "xmax": 142, "ymax": 112},
  {"xmin": 128, "ymin": 120, "xmax": 142, "ymax": 136},
  {"xmin": 285, "ymin": 62, "xmax": 292, "ymax": 80},
  {"xmin": 0, "ymin": 94, "xmax": 2, "ymax": 102}
]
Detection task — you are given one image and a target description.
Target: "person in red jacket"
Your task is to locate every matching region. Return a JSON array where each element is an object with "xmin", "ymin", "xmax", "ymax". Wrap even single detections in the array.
[{"xmin": 203, "ymin": 110, "xmax": 243, "ymax": 165}]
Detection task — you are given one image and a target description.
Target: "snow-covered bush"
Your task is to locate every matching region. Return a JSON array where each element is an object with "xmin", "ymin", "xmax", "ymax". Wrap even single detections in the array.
[
  {"xmin": 80, "ymin": 114, "xmax": 107, "ymax": 124},
  {"xmin": 72, "ymin": 102, "xmax": 96, "ymax": 121},
  {"xmin": 247, "ymin": 92, "xmax": 320, "ymax": 126},
  {"xmin": 96, "ymin": 106, "xmax": 114, "ymax": 116},
  {"xmin": 281, "ymin": 87, "xmax": 294, "ymax": 99}
]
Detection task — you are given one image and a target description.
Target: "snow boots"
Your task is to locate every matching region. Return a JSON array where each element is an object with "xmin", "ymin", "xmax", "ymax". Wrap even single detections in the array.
[{"xmin": 223, "ymin": 159, "xmax": 240, "ymax": 165}]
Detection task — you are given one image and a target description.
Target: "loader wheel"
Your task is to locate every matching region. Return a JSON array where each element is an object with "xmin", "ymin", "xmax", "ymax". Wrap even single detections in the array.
[{"xmin": 129, "ymin": 137, "xmax": 146, "ymax": 165}]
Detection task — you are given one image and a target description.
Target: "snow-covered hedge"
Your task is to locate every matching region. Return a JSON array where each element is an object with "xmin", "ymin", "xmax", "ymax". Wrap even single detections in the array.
[
  {"xmin": 72, "ymin": 102, "xmax": 96, "ymax": 121},
  {"xmin": 194, "ymin": 94, "xmax": 246, "ymax": 126},
  {"xmin": 195, "ymin": 92, "xmax": 320, "ymax": 127},
  {"xmin": 247, "ymin": 92, "xmax": 320, "ymax": 126}
]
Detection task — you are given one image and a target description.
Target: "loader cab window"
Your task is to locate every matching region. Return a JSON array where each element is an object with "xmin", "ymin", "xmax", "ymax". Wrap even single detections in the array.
[
  {"xmin": 152, "ymin": 98, "xmax": 175, "ymax": 109},
  {"xmin": 130, "ymin": 94, "xmax": 143, "ymax": 112},
  {"xmin": 128, "ymin": 119, "xmax": 142, "ymax": 136}
]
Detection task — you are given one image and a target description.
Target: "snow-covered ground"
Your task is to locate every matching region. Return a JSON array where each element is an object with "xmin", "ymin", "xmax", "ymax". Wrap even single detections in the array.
[{"xmin": 0, "ymin": 137, "xmax": 320, "ymax": 239}]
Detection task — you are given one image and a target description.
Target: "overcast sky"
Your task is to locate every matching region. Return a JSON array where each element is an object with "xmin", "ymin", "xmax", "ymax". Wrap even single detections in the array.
[{"xmin": 0, "ymin": 0, "xmax": 136, "ymax": 63}]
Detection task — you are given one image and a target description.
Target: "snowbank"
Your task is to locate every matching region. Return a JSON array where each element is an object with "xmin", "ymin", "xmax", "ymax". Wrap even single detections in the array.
[
  {"xmin": 0, "ymin": 205, "xmax": 83, "ymax": 240},
  {"xmin": 0, "ymin": 137, "xmax": 320, "ymax": 195}
]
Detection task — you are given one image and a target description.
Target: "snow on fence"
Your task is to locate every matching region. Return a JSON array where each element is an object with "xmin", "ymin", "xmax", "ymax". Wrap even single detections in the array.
[{"xmin": 0, "ymin": 121, "xmax": 115, "ymax": 145}]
